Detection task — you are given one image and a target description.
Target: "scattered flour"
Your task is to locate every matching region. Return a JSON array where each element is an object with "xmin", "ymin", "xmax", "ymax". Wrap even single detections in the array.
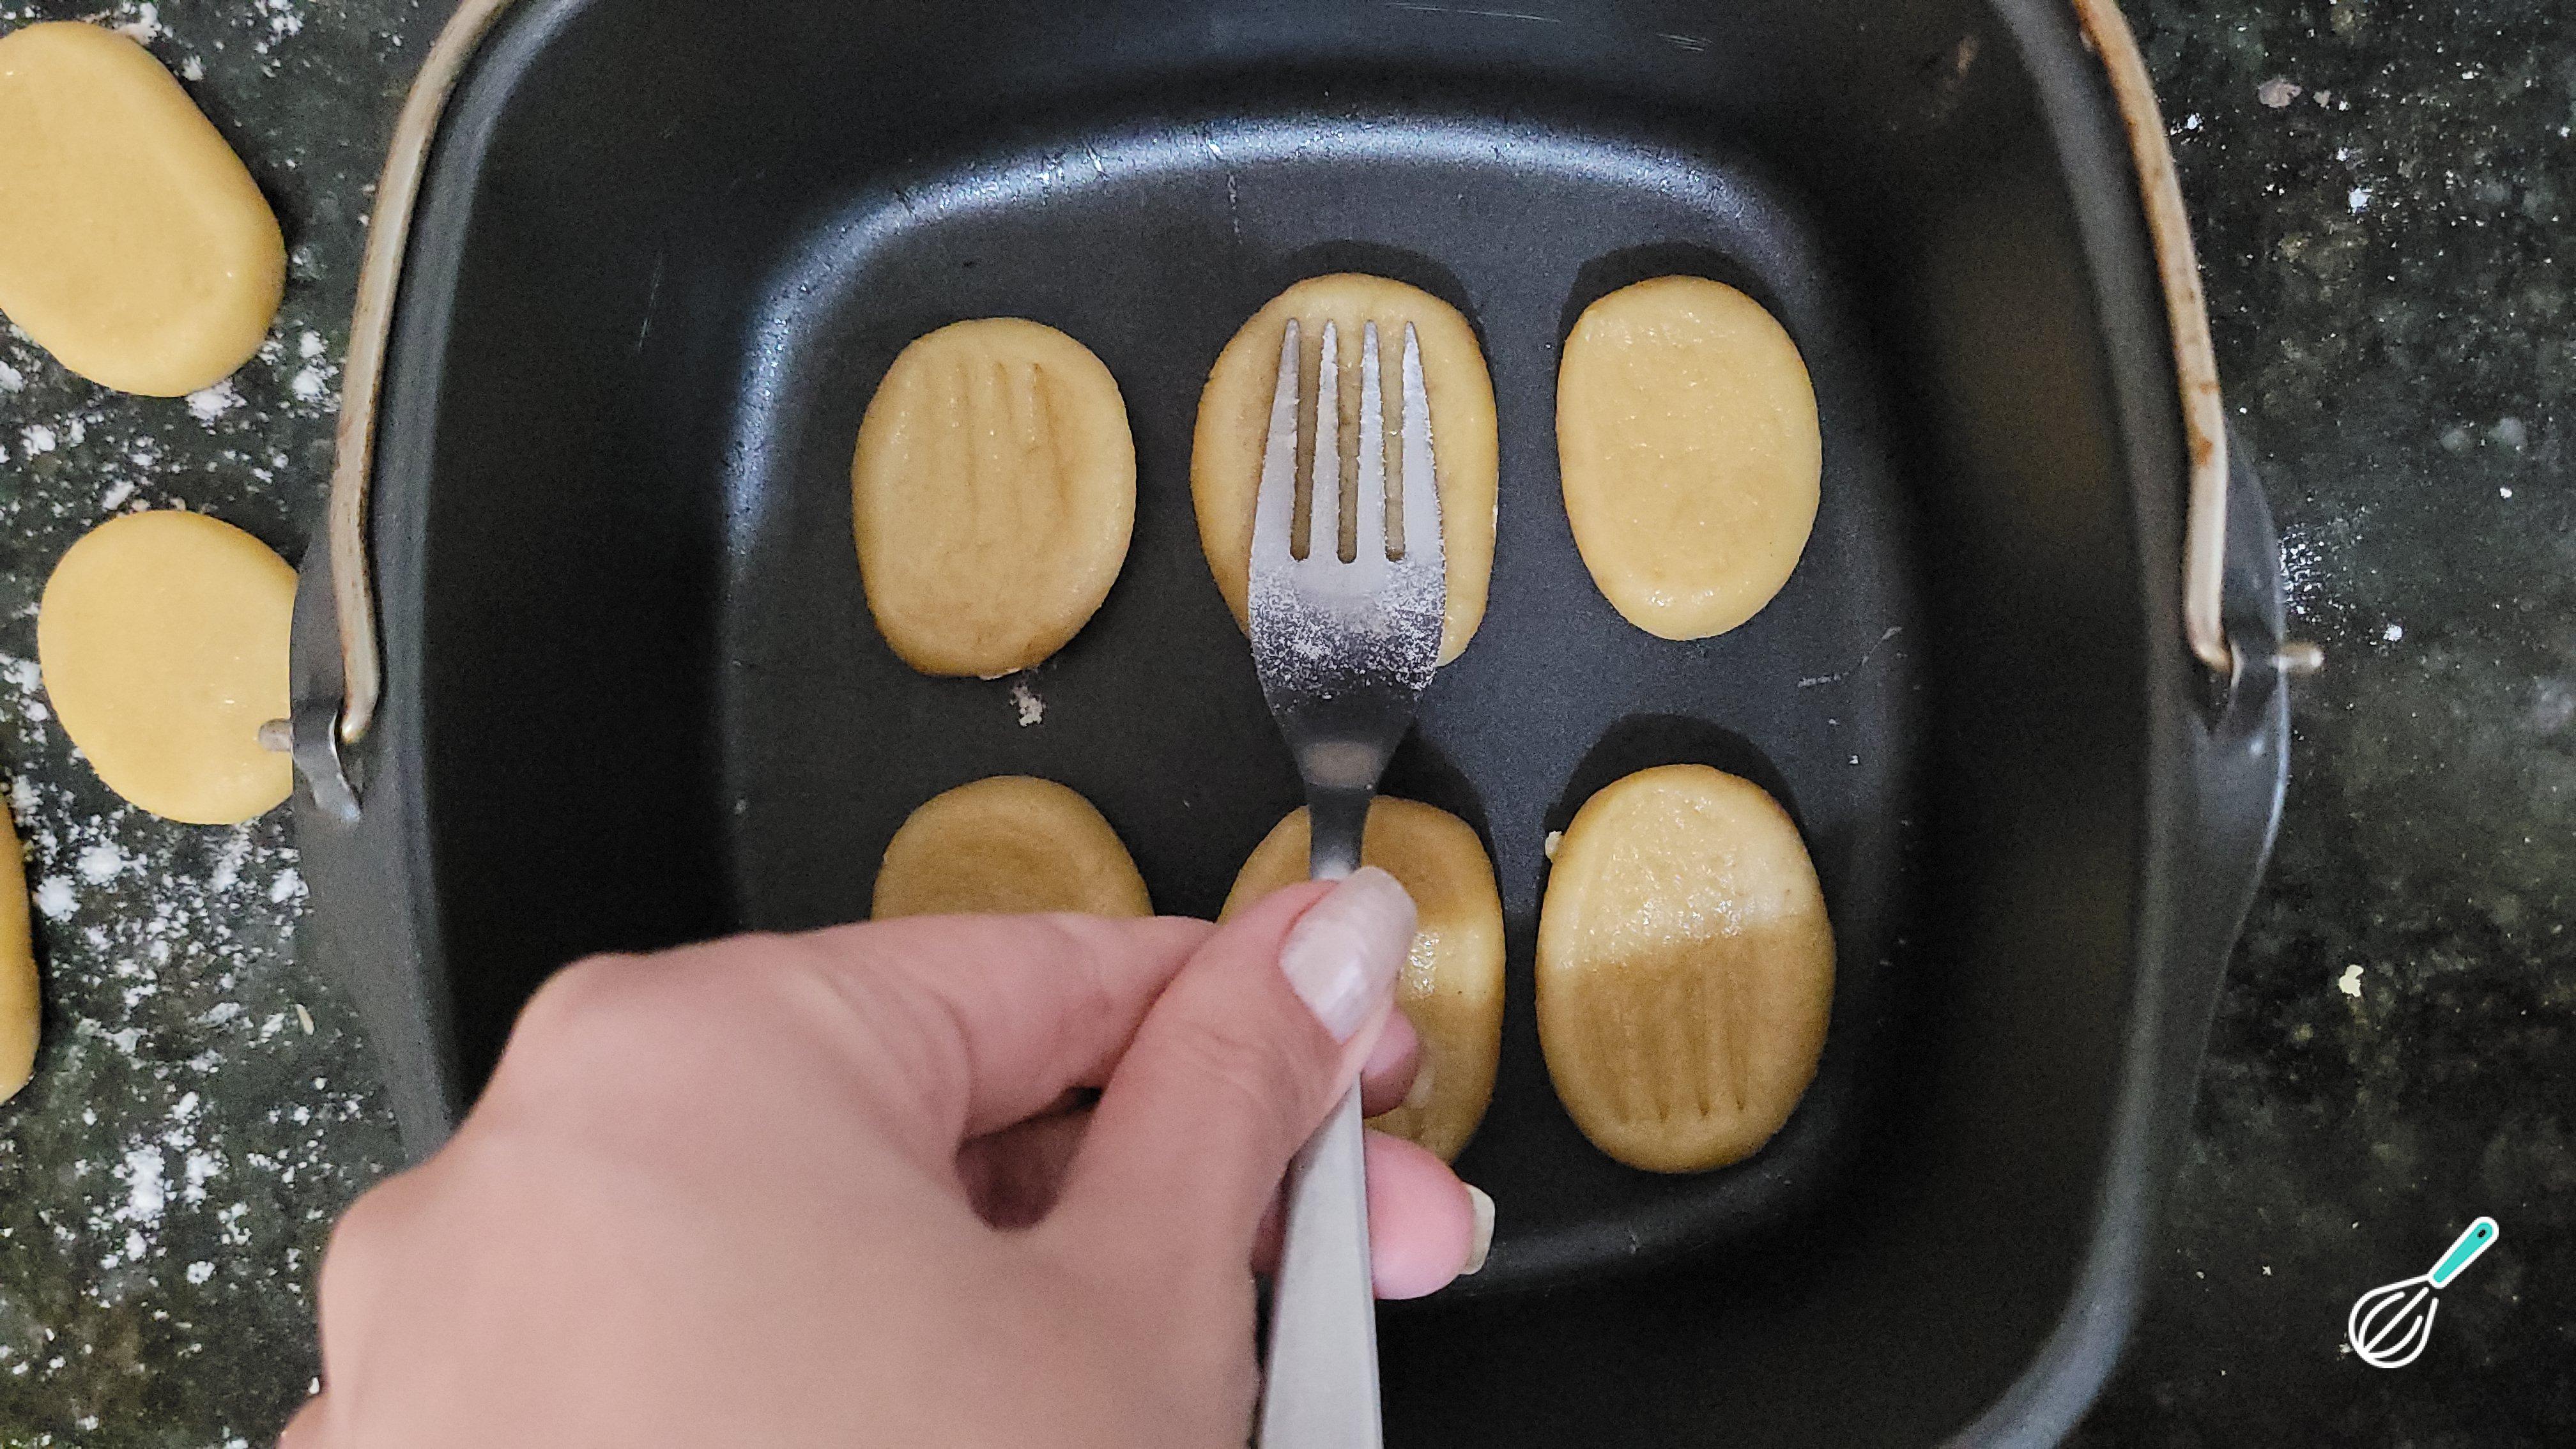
[
  {"xmin": 208, "ymin": 829, "xmax": 254, "ymax": 893},
  {"xmin": 33, "ymin": 878, "xmax": 74, "ymax": 922},
  {"xmin": 75, "ymin": 843, "xmax": 130, "ymax": 885},
  {"xmin": 20, "ymin": 424, "xmax": 56, "ymax": 456},
  {"xmin": 2276, "ymin": 524, "xmax": 2333, "ymax": 623},
  {"xmin": 183, "ymin": 1151, "xmax": 220, "ymax": 1204},
  {"xmin": 116, "ymin": 1148, "xmax": 166, "ymax": 1225},
  {"xmin": 185, "ymin": 381, "xmax": 241, "ymax": 423},
  {"xmin": 111, "ymin": 2, "xmax": 162, "ymax": 43},
  {"xmin": 1009, "ymin": 678, "xmax": 1045, "ymax": 727},
  {"xmin": 2338, "ymin": 964, "xmax": 2365, "ymax": 999},
  {"xmin": 1, "ymin": 656, "xmax": 48, "ymax": 723}
]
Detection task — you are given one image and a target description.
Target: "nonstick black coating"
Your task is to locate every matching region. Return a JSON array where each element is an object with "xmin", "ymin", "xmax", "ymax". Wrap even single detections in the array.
[
  {"xmin": 720, "ymin": 100, "xmax": 1919, "ymax": 1292},
  {"xmin": 292, "ymin": 0, "xmax": 2293, "ymax": 1443}
]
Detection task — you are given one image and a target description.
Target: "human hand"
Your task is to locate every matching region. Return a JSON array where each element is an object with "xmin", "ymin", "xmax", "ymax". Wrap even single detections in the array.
[{"xmin": 280, "ymin": 868, "xmax": 1487, "ymax": 1447}]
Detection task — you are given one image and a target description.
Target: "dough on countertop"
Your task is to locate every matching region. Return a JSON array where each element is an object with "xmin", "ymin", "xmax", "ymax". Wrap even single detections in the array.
[
  {"xmin": 38, "ymin": 511, "xmax": 294, "ymax": 826},
  {"xmin": 0, "ymin": 803, "xmax": 35, "ymax": 1105},
  {"xmin": 0, "ymin": 22, "xmax": 284, "ymax": 397},
  {"xmin": 1223, "ymin": 798, "xmax": 1503, "ymax": 1162},
  {"xmin": 1192, "ymin": 273, "xmax": 1496, "ymax": 665},
  {"xmin": 873, "ymin": 776, "xmax": 1152, "ymax": 919},
  {"xmin": 852, "ymin": 318, "xmax": 1135, "ymax": 677},
  {"xmin": 1537, "ymin": 763, "xmax": 1833, "ymax": 1174},
  {"xmin": 1557, "ymin": 275, "xmax": 1820, "ymax": 640}
]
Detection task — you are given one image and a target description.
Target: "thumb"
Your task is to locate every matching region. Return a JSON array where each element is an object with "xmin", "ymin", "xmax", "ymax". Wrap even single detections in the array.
[{"xmin": 1048, "ymin": 868, "xmax": 1414, "ymax": 1286}]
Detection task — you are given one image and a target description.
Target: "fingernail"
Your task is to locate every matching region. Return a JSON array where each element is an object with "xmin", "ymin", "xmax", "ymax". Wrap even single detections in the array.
[
  {"xmin": 1278, "ymin": 866, "xmax": 1414, "ymax": 1041},
  {"xmin": 1461, "ymin": 1184, "xmax": 1495, "ymax": 1275}
]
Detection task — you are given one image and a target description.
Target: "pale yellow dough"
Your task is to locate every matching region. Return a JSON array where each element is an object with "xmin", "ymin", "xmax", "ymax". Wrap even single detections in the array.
[
  {"xmin": 38, "ymin": 512, "xmax": 293, "ymax": 825},
  {"xmin": 0, "ymin": 22, "xmax": 284, "ymax": 397},
  {"xmin": 873, "ymin": 776, "xmax": 1152, "ymax": 919},
  {"xmin": 1537, "ymin": 764, "xmax": 1833, "ymax": 1174},
  {"xmin": 1223, "ymin": 799, "xmax": 1503, "ymax": 1162},
  {"xmin": 852, "ymin": 318, "xmax": 1135, "ymax": 677},
  {"xmin": 1557, "ymin": 276, "xmax": 1821, "ymax": 640},
  {"xmin": 0, "ymin": 802, "xmax": 36, "ymax": 1104},
  {"xmin": 1192, "ymin": 274, "xmax": 1497, "ymax": 665}
]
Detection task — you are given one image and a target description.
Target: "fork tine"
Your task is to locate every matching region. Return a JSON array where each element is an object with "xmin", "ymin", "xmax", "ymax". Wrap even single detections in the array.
[
  {"xmin": 1309, "ymin": 320, "xmax": 1340, "ymax": 562},
  {"xmin": 1252, "ymin": 318, "xmax": 1300, "ymax": 578},
  {"xmin": 1354, "ymin": 322, "xmax": 1388, "ymax": 562},
  {"xmin": 1397, "ymin": 321, "xmax": 1443, "ymax": 572}
]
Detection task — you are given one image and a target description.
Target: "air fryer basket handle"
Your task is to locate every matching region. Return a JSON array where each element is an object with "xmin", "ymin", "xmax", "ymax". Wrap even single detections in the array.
[
  {"xmin": 2193, "ymin": 435, "xmax": 2293, "ymax": 950},
  {"xmin": 2152, "ymin": 434, "xmax": 2293, "ymax": 1202}
]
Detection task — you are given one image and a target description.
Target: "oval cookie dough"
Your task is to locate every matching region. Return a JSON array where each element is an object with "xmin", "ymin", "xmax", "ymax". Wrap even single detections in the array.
[
  {"xmin": 873, "ymin": 776, "xmax": 1152, "ymax": 919},
  {"xmin": 1557, "ymin": 275, "xmax": 1820, "ymax": 640},
  {"xmin": 0, "ymin": 22, "xmax": 284, "ymax": 396},
  {"xmin": 0, "ymin": 802, "xmax": 35, "ymax": 1104},
  {"xmin": 1537, "ymin": 763, "xmax": 1832, "ymax": 1173},
  {"xmin": 852, "ymin": 318, "xmax": 1135, "ymax": 677},
  {"xmin": 38, "ymin": 511, "xmax": 294, "ymax": 825},
  {"xmin": 1192, "ymin": 274, "xmax": 1497, "ymax": 664},
  {"xmin": 1223, "ymin": 799, "xmax": 1503, "ymax": 1161}
]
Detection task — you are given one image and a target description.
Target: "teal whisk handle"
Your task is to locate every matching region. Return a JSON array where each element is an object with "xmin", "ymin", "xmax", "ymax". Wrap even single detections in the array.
[{"xmin": 2429, "ymin": 1217, "xmax": 2499, "ymax": 1287}]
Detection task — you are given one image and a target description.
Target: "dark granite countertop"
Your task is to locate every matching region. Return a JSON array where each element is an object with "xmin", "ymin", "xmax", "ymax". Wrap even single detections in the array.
[{"xmin": 0, "ymin": 0, "xmax": 2565, "ymax": 1443}]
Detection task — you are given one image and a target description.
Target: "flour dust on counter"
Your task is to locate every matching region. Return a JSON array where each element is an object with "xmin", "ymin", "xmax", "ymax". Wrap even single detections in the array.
[
  {"xmin": 0, "ymin": 0, "xmax": 430, "ymax": 1438},
  {"xmin": 0, "ymin": 673, "xmax": 400, "ymax": 1442}
]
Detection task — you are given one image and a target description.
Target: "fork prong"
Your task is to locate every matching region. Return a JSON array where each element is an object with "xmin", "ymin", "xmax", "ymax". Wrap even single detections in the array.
[
  {"xmin": 1354, "ymin": 322, "xmax": 1388, "ymax": 562},
  {"xmin": 1309, "ymin": 320, "xmax": 1341, "ymax": 562},
  {"xmin": 1397, "ymin": 321, "xmax": 1443, "ymax": 573},
  {"xmin": 1252, "ymin": 318, "xmax": 1301, "ymax": 578}
]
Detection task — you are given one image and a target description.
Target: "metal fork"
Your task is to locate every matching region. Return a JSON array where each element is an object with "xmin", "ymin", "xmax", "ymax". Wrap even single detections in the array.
[{"xmin": 1250, "ymin": 316, "xmax": 1444, "ymax": 1449}]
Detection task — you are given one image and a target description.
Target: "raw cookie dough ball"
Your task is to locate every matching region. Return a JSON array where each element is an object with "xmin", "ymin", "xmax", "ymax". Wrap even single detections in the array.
[
  {"xmin": 1557, "ymin": 275, "xmax": 1820, "ymax": 640},
  {"xmin": 1192, "ymin": 274, "xmax": 1497, "ymax": 664},
  {"xmin": 38, "ymin": 512, "xmax": 295, "ymax": 825},
  {"xmin": 852, "ymin": 318, "xmax": 1135, "ymax": 677},
  {"xmin": 873, "ymin": 776, "xmax": 1152, "ymax": 919},
  {"xmin": 1223, "ymin": 798, "xmax": 1503, "ymax": 1161},
  {"xmin": 0, "ymin": 22, "xmax": 285, "ymax": 396},
  {"xmin": 1537, "ymin": 764, "xmax": 1832, "ymax": 1173},
  {"xmin": 0, "ymin": 803, "xmax": 35, "ymax": 1104}
]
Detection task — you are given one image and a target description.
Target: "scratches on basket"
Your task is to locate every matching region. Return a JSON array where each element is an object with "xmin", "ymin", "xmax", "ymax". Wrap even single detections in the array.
[
  {"xmin": 1799, "ymin": 624, "xmax": 1907, "ymax": 689},
  {"xmin": 1386, "ymin": 3, "xmax": 1561, "ymax": 24}
]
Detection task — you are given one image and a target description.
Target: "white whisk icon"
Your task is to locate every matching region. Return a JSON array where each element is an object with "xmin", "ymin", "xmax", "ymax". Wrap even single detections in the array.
[{"xmin": 2346, "ymin": 1216, "xmax": 2499, "ymax": 1369}]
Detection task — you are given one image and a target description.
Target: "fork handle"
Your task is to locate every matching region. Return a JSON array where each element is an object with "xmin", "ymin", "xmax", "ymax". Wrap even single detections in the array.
[
  {"xmin": 1258, "ymin": 1086, "xmax": 1380, "ymax": 1448},
  {"xmin": 1255, "ymin": 782, "xmax": 1381, "ymax": 1447}
]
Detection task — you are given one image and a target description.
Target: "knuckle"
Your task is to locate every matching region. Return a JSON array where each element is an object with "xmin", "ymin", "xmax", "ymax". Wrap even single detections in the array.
[
  {"xmin": 314, "ymin": 1171, "xmax": 424, "ymax": 1313},
  {"xmin": 494, "ymin": 951, "xmax": 701, "ymax": 1095},
  {"xmin": 510, "ymin": 954, "xmax": 640, "ymax": 1047}
]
